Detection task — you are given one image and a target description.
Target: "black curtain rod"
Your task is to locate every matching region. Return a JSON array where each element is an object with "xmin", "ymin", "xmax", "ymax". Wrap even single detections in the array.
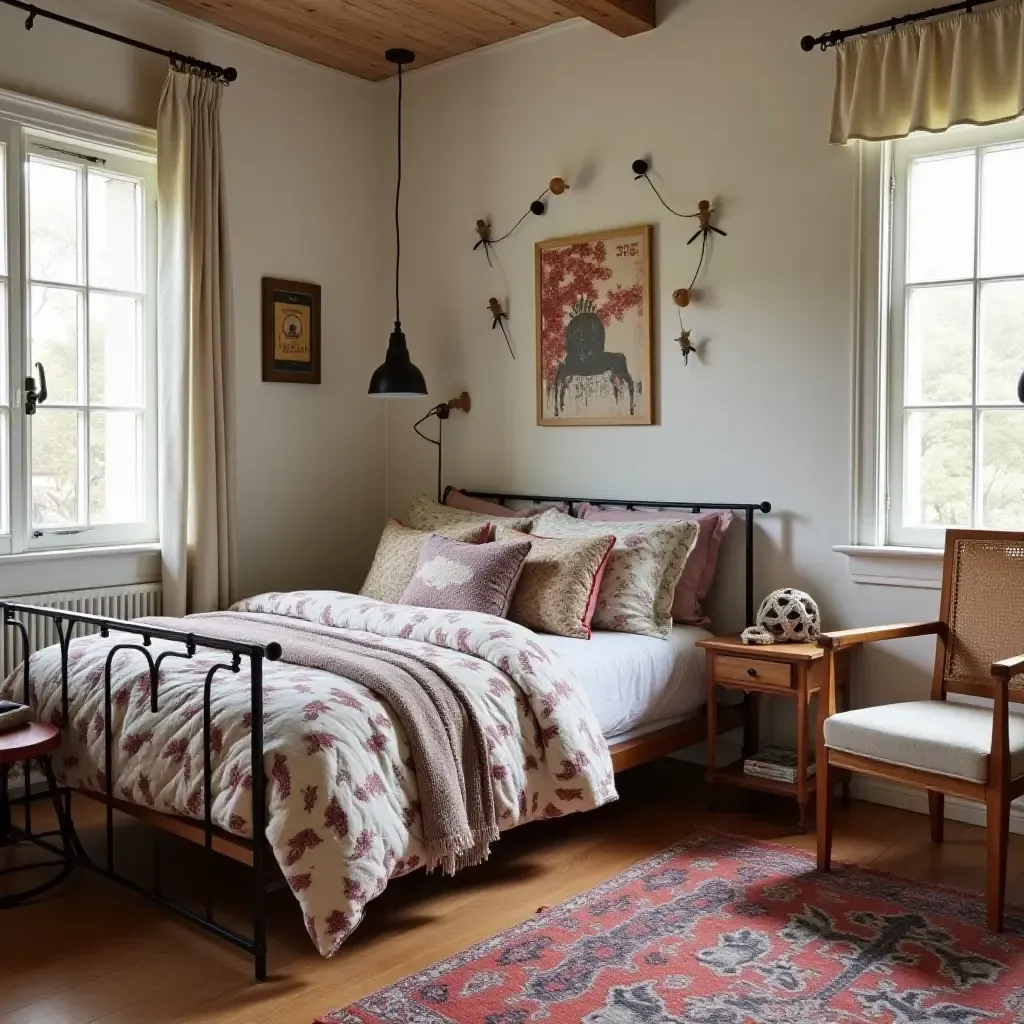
[
  {"xmin": 0, "ymin": 0, "xmax": 237, "ymax": 82},
  {"xmin": 801, "ymin": 0, "xmax": 1001, "ymax": 51}
]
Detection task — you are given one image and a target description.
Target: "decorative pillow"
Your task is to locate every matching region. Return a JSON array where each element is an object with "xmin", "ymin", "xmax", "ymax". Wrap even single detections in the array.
[
  {"xmin": 495, "ymin": 526, "xmax": 614, "ymax": 639},
  {"xmin": 445, "ymin": 489, "xmax": 569, "ymax": 518},
  {"xmin": 531, "ymin": 509, "xmax": 699, "ymax": 639},
  {"xmin": 575, "ymin": 504, "xmax": 734, "ymax": 627},
  {"xmin": 400, "ymin": 534, "xmax": 532, "ymax": 617},
  {"xmin": 406, "ymin": 492, "xmax": 534, "ymax": 534},
  {"xmin": 360, "ymin": 520, "xmax": 490, "ymax": 604}
]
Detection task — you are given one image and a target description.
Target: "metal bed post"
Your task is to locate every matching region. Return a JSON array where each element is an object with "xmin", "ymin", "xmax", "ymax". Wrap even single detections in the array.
[
  {"xmin": 0, "ymin": 601, "xmax": 280, "ymax": 981},
  {"xmin": 250, "ymin": 650, "xmax": 268, "ymax": 982}
]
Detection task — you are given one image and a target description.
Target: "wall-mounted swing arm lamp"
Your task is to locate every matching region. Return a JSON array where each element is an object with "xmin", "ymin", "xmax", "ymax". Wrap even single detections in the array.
[{"xmin": 414, "ymin": 392, "xmax": 471, "ymax": 503}]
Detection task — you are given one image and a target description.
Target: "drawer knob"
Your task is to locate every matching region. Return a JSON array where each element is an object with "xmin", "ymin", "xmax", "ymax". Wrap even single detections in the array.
[{"xmin": 747, "ymin": 667, "xmax": 757, "ymax": 677}]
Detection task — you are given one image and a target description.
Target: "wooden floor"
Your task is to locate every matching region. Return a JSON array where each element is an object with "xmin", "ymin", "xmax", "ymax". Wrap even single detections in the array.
[{"xmin": 3, "ymin": 759, "xmax": 1024, "ymax": 1024}]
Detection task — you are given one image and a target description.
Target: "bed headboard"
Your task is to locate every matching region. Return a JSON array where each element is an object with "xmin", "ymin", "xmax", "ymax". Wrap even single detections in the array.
[{"xmin": 443, "ymin": 487, "xmax": 772, "ymax": 627}]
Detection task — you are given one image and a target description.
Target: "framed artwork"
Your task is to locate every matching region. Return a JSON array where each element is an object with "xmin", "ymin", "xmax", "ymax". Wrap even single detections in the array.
[
  {"xmin": 261, "ymin": 277, "xmax": 322, "ymax": 384},
  {"xmin": 536, "ymin": 224, "xmax": 653, "ymax": 426}
]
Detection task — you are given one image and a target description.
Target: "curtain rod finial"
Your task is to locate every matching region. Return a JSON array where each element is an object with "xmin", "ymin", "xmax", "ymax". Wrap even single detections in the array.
[{"xmin": 800, "ymin": 34, "xmax": 815, "ymax": 51}]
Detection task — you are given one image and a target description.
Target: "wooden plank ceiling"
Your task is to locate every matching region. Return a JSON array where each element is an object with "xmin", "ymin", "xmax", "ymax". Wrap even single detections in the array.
[{"xmin": 151, "ymin": 0, "xmax": 655, "ymax": 80}]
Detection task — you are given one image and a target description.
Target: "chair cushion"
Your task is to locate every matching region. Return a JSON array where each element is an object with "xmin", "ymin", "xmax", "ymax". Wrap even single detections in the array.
[{"xmin": 823, "ymin": 701, "xmax": 1024, "ymax": 783}]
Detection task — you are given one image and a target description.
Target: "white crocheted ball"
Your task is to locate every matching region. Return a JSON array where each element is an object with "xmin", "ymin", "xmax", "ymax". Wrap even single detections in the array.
[{"xmin": 755, "ymin": 588, "xmax": 820, "ymax": 643}]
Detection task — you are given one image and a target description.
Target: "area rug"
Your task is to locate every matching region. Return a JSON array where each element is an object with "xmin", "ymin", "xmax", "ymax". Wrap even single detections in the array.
[{"xmin": 317, "ymin": 830, "xmax": 1024, "ymax": 1023}]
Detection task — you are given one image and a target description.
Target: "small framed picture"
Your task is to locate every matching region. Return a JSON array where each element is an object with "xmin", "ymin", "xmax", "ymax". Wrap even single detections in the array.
[
  {"xmin": 536, "ymin": 224, "xmax": 653, "ymax": 426},
  {"xmin": 262, "ymin": 277, "xmax": 321, "ymax": 384}
]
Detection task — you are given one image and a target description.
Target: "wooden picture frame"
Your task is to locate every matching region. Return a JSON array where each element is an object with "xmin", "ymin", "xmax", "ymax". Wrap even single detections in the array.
[
  {"xmin": 261, "ymin": 277, "xmax": 322, "ymax": 384},
  {"xmin": 536, "ymin": 224, "xmax": 653, "ymax": 426}
]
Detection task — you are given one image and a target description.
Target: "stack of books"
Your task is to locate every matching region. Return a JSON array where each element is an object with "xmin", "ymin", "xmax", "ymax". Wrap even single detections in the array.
[{"xmin": 743, "ymin": 747, "xmax": 815, "ymax": 784}]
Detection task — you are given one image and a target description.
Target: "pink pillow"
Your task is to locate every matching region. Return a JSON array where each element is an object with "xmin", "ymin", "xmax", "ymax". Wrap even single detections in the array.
[
  {"xmin": 575, "ymin": 504, "xmax": 734, "ymax": 627},
  {"xmin": 445, "ymin": 489, "xmax": 568, "ymax": 518}
]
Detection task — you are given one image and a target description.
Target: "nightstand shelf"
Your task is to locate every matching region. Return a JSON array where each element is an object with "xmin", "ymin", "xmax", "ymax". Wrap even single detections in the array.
[
  {"xmin": 697, "ymin": 634, "xmax": 850, "ymax": 833},
  {"xmin": 715, "ymin": 760, "xmax": 817, "ymax": 798}
]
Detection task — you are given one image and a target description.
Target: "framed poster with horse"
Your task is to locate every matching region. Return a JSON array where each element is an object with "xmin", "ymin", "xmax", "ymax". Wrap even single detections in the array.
[{"xmin": 536, "ymin": 224, "xmax": 653, "ymax": 426}]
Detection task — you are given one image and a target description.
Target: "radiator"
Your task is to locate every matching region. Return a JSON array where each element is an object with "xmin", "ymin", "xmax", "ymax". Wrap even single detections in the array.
[{"xmin": 1, "ymin": 583, "xmax": 163, "ymax": 678}]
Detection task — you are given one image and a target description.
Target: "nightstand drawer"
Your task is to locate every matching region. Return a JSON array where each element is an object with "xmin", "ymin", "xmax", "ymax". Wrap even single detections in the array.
[{"xmin": 714, "ymin": 655, "xmax": 792, "ymax": 689}]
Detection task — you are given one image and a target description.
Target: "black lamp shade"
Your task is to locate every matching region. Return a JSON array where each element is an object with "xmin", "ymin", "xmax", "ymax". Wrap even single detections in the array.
[{"xmin": 368, "ymin": 323, "xmax": 427, "ymax": 396}]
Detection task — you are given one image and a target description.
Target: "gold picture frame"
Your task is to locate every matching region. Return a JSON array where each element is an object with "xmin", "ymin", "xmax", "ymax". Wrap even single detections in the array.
[{"xmin": 536, "ymin": 224, "xmax": 653, "ymax": 426}]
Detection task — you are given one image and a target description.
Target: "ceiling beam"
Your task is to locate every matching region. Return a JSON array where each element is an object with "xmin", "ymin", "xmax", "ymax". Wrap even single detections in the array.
[{"xmin": 556, "ymin": 0, "xmax": 655, "ymax": 36}]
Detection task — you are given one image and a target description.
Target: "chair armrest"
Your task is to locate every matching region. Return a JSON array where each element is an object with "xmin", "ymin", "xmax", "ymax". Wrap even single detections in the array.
[
  {"xmin": 992, "ymin": 654, "xmax": 1024, "ymax": 681},
  {"xmin": 817, "ymin": 621, "xmax": 943, "ymax": 651}
]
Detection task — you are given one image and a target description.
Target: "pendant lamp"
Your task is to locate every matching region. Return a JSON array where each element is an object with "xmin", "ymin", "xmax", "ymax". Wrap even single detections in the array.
[{"xmin": 368, "ymin": 48, "xmax": 427, "ymax": 397}]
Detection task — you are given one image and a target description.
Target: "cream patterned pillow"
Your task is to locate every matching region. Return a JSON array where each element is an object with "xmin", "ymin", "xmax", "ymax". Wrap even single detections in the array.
[
  {"xmin": 496, "ymin": 526, "xmax": 614, "ymax": 639},
  {"xmin": 406, "ymin": 492, "xmax": 534, "ymax": 533},
  {"xmin": 360, "ymin": 520, "xmax": 489, "ymax": 604},
  {"xmin": 530, "ymin": 510, "xmax": 699, "ymax": 638}
]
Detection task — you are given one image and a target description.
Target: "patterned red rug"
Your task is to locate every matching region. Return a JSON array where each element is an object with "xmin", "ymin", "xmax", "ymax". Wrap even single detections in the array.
[{"xmin": 317, "ymin": 830, "xmax": 1024, "ymax": 1023}]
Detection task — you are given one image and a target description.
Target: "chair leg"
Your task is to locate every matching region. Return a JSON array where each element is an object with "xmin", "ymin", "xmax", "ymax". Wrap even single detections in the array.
[
  {"xmin": 817, "ymin": 751, "xmax": 833, "ymax": 872},
  {"xmin": 928, "ymin": 791, "xmax": 944, "ymax": 844},
  {"xmin": 986, "ymin": 789, "xmax": 1009, "ymax": 932}
]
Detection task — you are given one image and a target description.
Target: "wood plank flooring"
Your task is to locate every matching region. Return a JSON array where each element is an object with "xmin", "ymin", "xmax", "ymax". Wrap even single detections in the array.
[{"xmin": 3, "ymin": 760, "xmax": 1023, "ymax": 1024}]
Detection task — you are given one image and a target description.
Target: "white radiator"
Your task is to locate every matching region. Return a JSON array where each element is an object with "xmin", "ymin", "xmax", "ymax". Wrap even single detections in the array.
[{"xmin": 1, "ymin": 583, "xmax": 162, "ymax": 678}]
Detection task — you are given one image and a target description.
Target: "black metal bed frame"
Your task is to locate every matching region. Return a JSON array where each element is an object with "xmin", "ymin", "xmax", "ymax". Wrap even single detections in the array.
[
  {"xmin": 0, "ymin": 491, "xmax": 770, "ymax": 981},
  {"xmin": 0, "ymin": 602, "xmax": 281, "ymax": 981},
  {"xmin": 445, "ymin": 488, "xmax": 773, "ymax": 627}
]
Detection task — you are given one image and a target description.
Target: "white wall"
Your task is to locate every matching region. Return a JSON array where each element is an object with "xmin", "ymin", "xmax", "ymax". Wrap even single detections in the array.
[
  {"xmin": 0, "ymin": 0, "xmax": 391, "ymax": 599},
  {"xmin": 387, "ymin": 0, "xmax": 949, "ymax": 748}
]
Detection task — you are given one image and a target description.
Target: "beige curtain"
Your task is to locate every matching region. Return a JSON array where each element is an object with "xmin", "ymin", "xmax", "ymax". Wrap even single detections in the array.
[
  {"xmin": 157, "ymin": 68, "xmax": 235, "ymax": 616},
  {"xmin": 830, "ymin": 0, "xmax": 1024, "ymax": 144}
]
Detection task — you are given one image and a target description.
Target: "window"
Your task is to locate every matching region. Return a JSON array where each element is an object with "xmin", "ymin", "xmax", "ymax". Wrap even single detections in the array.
[
  {"xmin": 885, "ymin": 122, "xmax": 1024, "ymax": 547},
  {"xmin": 0, "ymin": 98, "xmax": 157, "ymax": 556}
]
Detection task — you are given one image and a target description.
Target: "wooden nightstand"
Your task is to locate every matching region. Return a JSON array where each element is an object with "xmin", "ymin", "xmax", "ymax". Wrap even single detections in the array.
[{"xmin": 696, "ymin": 635, "xmax": 851, "ymax": 833}]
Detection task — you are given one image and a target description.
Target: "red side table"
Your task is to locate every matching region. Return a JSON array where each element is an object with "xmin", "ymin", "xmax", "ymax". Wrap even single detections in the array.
[{"xmin": 0, "ymin": 722, "xmax": 77, "ymax": 907}]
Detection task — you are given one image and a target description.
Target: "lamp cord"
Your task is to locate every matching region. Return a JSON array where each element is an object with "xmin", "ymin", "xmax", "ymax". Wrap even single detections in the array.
[{"xmin": 395, "ymin": 59, "xmax": 403, "ymax": 325}]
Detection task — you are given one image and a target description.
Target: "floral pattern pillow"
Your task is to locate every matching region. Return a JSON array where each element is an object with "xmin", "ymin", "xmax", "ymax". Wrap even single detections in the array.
[
  {"xmin": 360, "ymin": 519, "xmax": 489, "ymax": 604},
  {"xmin": 406, "ymin": 492, "xmax": 534, "ymax": 534},
  {"xmin": 496, "ymin": 526, "xmax": 614, "ymax": 639},
  {"xmin": 530, "ymin": 510, "xmax": 699, "ymax": 638}
]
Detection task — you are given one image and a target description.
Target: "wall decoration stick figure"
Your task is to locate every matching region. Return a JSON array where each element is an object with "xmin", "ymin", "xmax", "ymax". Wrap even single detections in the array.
[
  {"xmin": 488, "ymin": 297, "xmax": 514, "ymax": 359},
  {"xmin": 473, "ymin": 179, "xmax": 569, "ymax": 263},
  {"xmin": 473, "ymin": 220, "xmax": 494, "ymax": 266},
  {"xmin": 687, "ymin": 200, "xmax": 727, "ymax": 246}
]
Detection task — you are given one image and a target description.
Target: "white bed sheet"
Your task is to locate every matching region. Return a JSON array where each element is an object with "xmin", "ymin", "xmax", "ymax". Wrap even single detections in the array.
[{"xmin": 542, "ymin": 624, "xmax": 712, "ymax": 742}]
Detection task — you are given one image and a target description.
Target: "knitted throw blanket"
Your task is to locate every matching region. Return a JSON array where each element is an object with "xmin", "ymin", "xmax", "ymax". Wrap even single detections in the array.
[{"xmin": 176, "ymin": 612, "xmax": 499, "ymax": 873}]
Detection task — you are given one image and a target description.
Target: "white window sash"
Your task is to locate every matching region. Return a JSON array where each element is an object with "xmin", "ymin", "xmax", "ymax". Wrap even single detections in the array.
[
  {"xmin": 887, "ymin": 122, "xmax": 1024, "ymax": 547},
  {"xmin": 0, "ymin": 90, "xmax": 158, "ymax": 557}
]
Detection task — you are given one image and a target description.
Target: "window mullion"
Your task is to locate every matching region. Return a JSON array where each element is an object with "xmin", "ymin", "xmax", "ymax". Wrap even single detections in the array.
[
  {"xmin": 82, "ymin": 163, "xmax": 91, "ymax": 530},
  {"xmin": 8, "ymin": 122, "xmax": 26, "ymax": 553},
  {"xmin": 971, "ymin": 144, "xmax": 982, "ymax": 527}
]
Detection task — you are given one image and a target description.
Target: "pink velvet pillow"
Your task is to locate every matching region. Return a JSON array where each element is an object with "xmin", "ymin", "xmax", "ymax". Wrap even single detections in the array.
[
  {"xmin": 574, "ymin": 504, "xmax": 733, "ymax": 627},
  {"xmin": 445, "ymin": 489, "xmax": 569, "ymax": 518}
]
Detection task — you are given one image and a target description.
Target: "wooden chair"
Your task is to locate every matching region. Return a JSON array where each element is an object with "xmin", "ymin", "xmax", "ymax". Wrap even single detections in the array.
[{"xmin": 816, "ymin": 529, "xmax": 1024, "ymax": 931}]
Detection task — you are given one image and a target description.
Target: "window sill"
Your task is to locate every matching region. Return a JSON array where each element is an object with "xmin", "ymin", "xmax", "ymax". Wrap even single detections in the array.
[
  {"xmin": 833, "ymin": 544, "xmax": 942, "ymax": 590},
  {"xmin": 0, "ymin": 543, "xmax": 161, "ymax": 598}
]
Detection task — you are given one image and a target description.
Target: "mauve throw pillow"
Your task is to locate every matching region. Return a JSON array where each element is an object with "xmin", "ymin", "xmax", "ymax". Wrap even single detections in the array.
[
  {"xmin": 401, "ymin": 534, "xmax": 532, "ymax": 617},
  {"xmin": 445, "ymin": 489, "xmax": 569, "ymax": 518},
  {"xmin": 575, "ymin": 504, "xmax": 733, "ymax": 627}
]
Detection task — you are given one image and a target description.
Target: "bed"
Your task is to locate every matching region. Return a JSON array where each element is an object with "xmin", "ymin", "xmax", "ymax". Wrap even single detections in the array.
[{"xmin": 0, "ymin": 491, "xmax": 769, "ymax": 980}]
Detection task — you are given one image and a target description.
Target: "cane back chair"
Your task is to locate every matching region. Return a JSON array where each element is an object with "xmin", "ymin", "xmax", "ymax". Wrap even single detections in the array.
[{"xmin": 817, "ymin": 529, "xmax": 1024, "ymax": 931}]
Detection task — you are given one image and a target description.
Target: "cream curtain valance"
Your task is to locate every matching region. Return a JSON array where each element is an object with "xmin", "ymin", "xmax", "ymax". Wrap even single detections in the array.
[{"xmin": 830, "ymin": 0, "xmax": 1024, "ymax": 144}]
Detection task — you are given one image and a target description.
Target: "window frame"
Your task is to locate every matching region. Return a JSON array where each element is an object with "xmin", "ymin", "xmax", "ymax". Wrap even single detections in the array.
[
  {"xmin": 847, "ymin": 118, "xmax": 1024, "ymax": 566},
  {"xmin": 0, "ymin": 90, "xmax": 158, "ymax": 558},
  {"xmin": 887, "ymin": 122, "xmax": 1024, "ymax": 547}
]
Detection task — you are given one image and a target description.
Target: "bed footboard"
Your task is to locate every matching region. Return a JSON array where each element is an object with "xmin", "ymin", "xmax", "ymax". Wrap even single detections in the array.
[{"xmin": 0, "ymin": 601, "xmax": 281, "ymax": 981}]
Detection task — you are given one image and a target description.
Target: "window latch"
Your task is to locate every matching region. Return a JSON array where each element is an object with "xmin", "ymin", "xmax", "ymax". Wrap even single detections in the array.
[{"xmin": 25, "ymin": 362, "xmax": 47, "ymax": 415}]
